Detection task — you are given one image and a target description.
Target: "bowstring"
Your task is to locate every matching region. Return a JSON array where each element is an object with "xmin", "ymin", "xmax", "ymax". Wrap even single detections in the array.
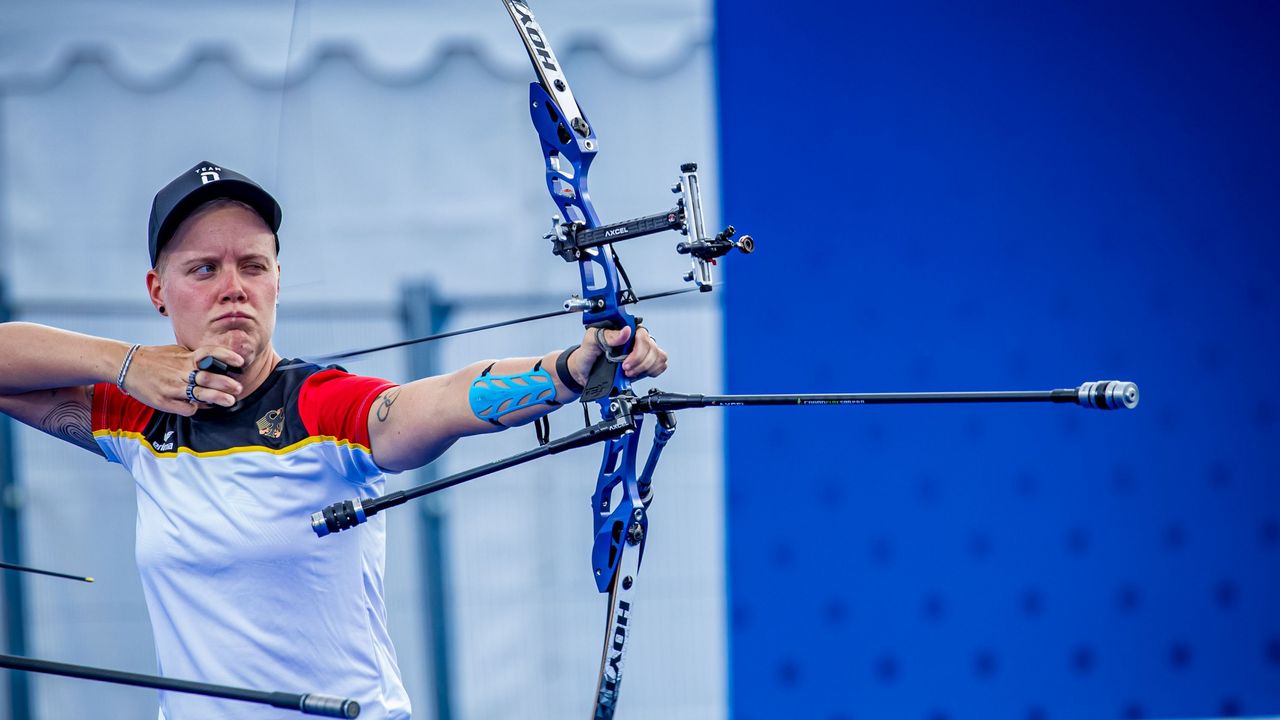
[
  {"xmin": 273, "ymin": 0, "xmax": 301, "ymax": 196},
  {"xmin": 278, "ymin": 285, "xmax": 707, "ymax": 369}
]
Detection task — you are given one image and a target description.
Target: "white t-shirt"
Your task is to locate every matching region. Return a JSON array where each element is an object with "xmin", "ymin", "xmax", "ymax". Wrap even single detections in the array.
[{"xmin": 92, "ymin": 361, "xmax": 410, "ymax": 720}]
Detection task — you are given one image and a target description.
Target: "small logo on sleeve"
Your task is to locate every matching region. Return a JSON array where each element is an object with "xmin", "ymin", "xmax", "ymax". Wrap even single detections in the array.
[{"xmin": 257, "ymin": 408, "xmax": 285, "ymax": 439}]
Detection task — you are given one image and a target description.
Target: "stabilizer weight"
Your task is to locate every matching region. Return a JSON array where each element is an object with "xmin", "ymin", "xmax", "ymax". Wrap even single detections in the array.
[
  {"xmin": 311, "ymin": 498, "xmax": 367, "ymax": 538},
  {"xmin": 298, "ymin": 693, "xmax": 361, "ymax": 718},
  {"xmin": 1076, "ymin": 380, "xmax": 1139, "ymax": 410}
]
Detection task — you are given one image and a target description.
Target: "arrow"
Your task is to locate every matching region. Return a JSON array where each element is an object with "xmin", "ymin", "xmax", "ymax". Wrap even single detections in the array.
[{"xmin": 0, "ymin": 561, "xmax": 94, "ymax": 584}]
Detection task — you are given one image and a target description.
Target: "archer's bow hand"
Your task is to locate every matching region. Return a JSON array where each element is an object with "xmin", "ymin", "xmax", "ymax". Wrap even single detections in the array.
[{"xmin": 571, "ymin": 326, "xmax": 668, "ymax": 384}]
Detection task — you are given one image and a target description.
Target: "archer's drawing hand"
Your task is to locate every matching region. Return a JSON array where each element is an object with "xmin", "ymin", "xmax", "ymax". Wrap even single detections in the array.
[
  {"xmin": 571, "ymin": 326, "xmax": 668, "ymax": 386},
  {"xmin": 121, "ymin": 345, "xmax": 245, "ymax": 416}
]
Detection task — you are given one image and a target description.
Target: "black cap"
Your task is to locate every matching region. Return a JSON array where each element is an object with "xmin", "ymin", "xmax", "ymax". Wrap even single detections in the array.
[{"xmin": 148, "ymin": 161, "xmax": 283, "ymax": 267}]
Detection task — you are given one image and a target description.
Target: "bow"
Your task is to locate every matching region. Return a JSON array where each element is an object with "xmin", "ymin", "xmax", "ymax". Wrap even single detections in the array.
[
  {"xmin": 313, "ymin": 2, "xmax": 748, "ymax": 714},
  {"xmin": 305, "ymin": 3, "xmax": 1139, "ymax": 719},
  {"xmin": 502, "ymin": 2, "xmax": 674, "ymax": 713}
]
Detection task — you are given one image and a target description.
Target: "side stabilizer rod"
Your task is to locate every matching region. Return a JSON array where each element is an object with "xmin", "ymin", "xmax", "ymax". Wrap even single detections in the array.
[
  {"xmin": 0, "ymin": 653, "xmax": 360, "ymax": 718},
  {"xmin": 312, "ymin": 411, "xmax": 637, "ymax": 537}
]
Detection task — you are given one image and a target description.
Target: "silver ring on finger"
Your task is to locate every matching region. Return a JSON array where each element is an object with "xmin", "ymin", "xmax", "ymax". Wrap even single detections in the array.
[{"xmin": 186, "ymin": 382, "xmax": 199, "ymax": 404}]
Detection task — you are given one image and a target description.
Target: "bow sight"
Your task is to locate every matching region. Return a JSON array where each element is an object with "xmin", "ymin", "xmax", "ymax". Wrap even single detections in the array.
[{"xmin": 548, "ymin": 161, "xmax": 754, "ymax": 298}]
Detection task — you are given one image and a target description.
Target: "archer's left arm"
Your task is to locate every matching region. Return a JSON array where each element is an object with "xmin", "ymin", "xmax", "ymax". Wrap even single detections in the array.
[{"xmin": 367, "ymin": 326, "xmax": 666, "ymax": 472}]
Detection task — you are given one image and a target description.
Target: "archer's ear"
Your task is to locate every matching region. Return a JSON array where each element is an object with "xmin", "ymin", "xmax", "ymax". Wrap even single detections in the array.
[{"xmin": 145, "ymin": 267, "xmax": 165, "ymax": 314}]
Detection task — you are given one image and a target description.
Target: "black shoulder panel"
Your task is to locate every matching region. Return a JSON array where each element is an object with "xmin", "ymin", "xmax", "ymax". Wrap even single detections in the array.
[{"xmin": 138, "ymin": 360, "xmax": 323, "ymax": 455}]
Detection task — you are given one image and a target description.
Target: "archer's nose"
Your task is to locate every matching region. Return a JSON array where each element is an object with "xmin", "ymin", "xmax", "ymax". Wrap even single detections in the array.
[{"xmin": 219, "ymin": 269, "xmax": 250, "ymax": 303}]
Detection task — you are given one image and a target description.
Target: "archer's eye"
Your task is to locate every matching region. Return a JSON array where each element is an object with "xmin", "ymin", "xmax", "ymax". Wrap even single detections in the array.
[{"xmin": 192, "ymin": 263, "xmax": 216, "ymax": 275}]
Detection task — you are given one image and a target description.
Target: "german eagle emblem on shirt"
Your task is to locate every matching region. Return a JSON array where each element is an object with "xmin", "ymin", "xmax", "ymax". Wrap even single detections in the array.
[{"xmin": 256, "ymin": 408, "xmax": 285, "ymax": 439}]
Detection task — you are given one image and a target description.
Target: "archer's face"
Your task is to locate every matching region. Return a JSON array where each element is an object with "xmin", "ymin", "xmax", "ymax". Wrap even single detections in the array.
[{"xmin": 147, "ymin": 202, "xmax": 280, "ymax": 366}]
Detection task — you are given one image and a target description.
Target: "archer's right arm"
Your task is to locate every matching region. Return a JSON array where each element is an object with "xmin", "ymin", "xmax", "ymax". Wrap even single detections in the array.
[
  {"xmin": 0, "ymin": 322, "xmax": 131, "ymax": 454},
  {"xmin": 0, "ymin": 322, "xmax": 238, "ymax": 453},
  {"xmin": 0, "ymin": 322, "xmax": 136, "ymax": 396}
]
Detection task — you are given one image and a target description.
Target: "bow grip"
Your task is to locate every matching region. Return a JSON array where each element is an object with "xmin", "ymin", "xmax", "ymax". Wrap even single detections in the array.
[{"xmin": 582, "ymin": 318, "xmax": 636, "ymax": 403}]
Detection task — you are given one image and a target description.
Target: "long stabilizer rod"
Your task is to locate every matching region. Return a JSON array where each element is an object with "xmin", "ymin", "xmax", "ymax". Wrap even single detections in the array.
[
  {"xmin": 311, "ymin": 381, "xmax": 1137, "ymax": 538},
  {"xmin": 0, "ymin": 653, "xmax": 360, "ymax": 718},
  {"xmin": 634, "ymin": 381, "xmax": 1139, "ymax": 412}
]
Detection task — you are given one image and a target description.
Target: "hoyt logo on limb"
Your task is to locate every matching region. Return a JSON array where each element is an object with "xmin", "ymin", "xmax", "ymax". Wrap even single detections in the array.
[
  {"xmin": 509, "ymin": 1, "xmax": 556, "ymax": 72},
  {"xmin": 597, "ymin": 600, "xmax": 631, "ymax": 714}
]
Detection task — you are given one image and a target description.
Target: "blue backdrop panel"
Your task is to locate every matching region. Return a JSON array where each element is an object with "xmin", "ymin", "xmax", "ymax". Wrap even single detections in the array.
[{"xmin": 718, "ymin": 2, "xmax": 1279, "ymax": 719}]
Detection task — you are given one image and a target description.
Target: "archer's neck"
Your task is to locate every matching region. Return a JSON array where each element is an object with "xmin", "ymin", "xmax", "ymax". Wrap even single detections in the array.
[{"xmin": 236, "ymin": 347, "xmax": 283, "ymax": 400}]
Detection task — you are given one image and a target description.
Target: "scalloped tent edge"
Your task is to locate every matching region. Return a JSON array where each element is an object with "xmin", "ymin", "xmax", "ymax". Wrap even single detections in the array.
[{"xmin": 0, "ymin": 2, "xmax": 713, "ymax": 91}]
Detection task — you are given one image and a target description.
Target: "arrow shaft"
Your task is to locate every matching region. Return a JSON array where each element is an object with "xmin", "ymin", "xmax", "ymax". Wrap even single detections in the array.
[{"xmin": 0, "ymin": 561, "xmax": 92, "ymax": 583}]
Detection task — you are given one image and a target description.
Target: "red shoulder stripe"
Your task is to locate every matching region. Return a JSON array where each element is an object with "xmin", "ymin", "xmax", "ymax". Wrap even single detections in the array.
[
  {"xmin": 298, "ymin": 369, "xmax": 395, "ymax": 449},
  {"xmin": 91, "ymin": 383, "xmax": 155, "ymax": 434}
]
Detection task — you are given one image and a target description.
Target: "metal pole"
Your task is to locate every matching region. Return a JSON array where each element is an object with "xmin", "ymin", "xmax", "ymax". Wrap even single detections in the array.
[
  {"xmin": 0, "ymin": 275, "xmax": 34, "ymax": 720},
  {"xmin": 401, "ymin": 282, "xmax": 454, "ymax": 720}
]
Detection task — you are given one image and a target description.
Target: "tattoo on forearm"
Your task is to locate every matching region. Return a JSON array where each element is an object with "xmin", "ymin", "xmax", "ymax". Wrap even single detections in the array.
[
  {"xmin": 40, "ymin": 400, "xmax": 95, "ymax": 450},
  {"xmin": 375, "ymin": 387, "xmax": 402, "ymax": 423}
]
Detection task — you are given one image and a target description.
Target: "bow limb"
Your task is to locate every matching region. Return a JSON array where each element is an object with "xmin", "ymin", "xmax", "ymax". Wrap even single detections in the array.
[{"xmin": 502, "ymin": 3, "xmax": 651, "ymax": 717}]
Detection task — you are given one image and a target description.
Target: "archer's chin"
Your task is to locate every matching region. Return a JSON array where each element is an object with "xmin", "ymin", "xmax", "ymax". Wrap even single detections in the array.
[{"xmin": 210, "ymin": 329, "xmax": 261, "ymax": 361}]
